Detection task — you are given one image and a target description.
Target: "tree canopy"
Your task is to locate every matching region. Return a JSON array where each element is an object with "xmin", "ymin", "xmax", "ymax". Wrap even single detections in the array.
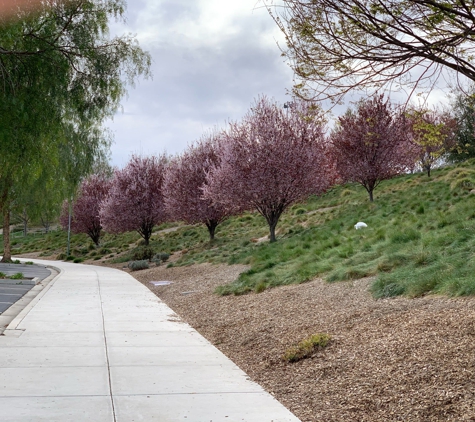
[
  {"xmin": 204, "ymin": 96, "xmax": 333, "ymax": 242},
  {"xmin": 266, "ymin": 0, "xmax": 475, "ymax": 103},
  {"xmin": 100, "ymin": 155, "xmax": 168, "ymax": 245},
  {"xmin": 163, "ymin": 132, "xmax": 230, "ymax": 241},
  {"xmin": 0, "ymin": 0, "xmax": 150, "ymax": 261},
  {"xmin": 330, "ymin": 95, "xmax": 413, "ymax": 201},
  {"xmin": 406, "ymin": 107, "xmax": 456, "ymax": 176},
  {"xmin": 60, "ymin": 173, "xmax": 111, "ymax": 246}
]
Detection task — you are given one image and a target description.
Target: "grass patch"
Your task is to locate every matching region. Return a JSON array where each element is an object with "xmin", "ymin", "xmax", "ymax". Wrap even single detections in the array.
[
  {"xmin": 283, "ymin": 333, "xmax": 331, "ymax": 362},
  {"xmin": 5, "ymin": 161, "xmax": 475, "ymax": 299}
]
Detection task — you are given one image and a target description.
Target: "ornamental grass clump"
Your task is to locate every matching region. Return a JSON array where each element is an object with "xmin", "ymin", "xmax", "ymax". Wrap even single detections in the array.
[
  {"xmin": 283, "ymin": 333, "xmax": 331, "ymax": 363},
  {"xmin": 128, "ymin": 260, "xmax": 149, "ymax": 271}
]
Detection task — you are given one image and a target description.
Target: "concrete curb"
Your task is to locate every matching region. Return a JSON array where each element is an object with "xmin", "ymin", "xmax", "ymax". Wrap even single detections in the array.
[
  {"xmin": 1, "ymin": 266, "xmax": 62, "ymax": 336},
  {"xmin": 0, "ymin": 277, "xmax": 40, "ymax": 286}
]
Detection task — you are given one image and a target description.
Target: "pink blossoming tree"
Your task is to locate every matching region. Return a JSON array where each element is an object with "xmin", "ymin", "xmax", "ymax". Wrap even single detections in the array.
[
  {"xmin": 330, "ymin": 95, "xmax": 413, "ymax": 202},
  {"xmin": 100, "ymin": 155, "xmax": 167, "ymax": 245},
  {"xmin": 60, "ymin": 174, "xmax": 111, "ymax": 246},
  {"xmin": 163, "ymin": 133, "xmax": 229, "ymax": 240},
  {"xmin": 203, "ymin": 96, "xmax": 333, "ymax": 243}
]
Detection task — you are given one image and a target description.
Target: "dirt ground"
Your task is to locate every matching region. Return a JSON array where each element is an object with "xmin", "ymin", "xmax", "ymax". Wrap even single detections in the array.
[
  {"xmin": 126, "ymin": 262, "xmax": 475, "ymax": 422},
  {"xmin": 23, "ymin": 251, "xmax": 475, "ymax": 421}
]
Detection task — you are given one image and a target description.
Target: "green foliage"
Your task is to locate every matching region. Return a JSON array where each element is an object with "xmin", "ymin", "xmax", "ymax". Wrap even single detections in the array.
[
  {"xmin": 450, "ymin": 89, "xmax": 475, "ymax": 161},
  {"xmin": 131, "ymin": 246, "xmax": 155, "ymax": 261},
  {"xmin": 157, "ymin": 252, "xmax": 170, "ymax": 262},
  {"xmin": 149, "ymin": 252, "xmax": 170, "ymax": 267},
  {"xmin": 0, "ymin": 272, "xmax": 5, "ymax": 278},
  {"xmin": 8, "ymin": 160, "xmax": 475, "ymax": 300},
  {"xmin": 9, "ymin": 273, "xmax": 24, "ymax": 280},
  {"xmin": 128, "ymin": 260, "xmax": 149, "ymax": 271},
  {"xmin": 283, "ymin": 333, "xmax": 331, "ymax": 362},
  {"xmin": 0, "ymin": 1, "xmax": 150, "ymax": 260}
]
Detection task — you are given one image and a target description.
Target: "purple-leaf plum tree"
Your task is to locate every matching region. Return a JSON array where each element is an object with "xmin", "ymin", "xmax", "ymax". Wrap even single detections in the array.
[
  {"xmin": 163, "ymin": 133, "xmax": 230, "ymax": 240},
  {"xmin": 60, "ymin": 174, "xmax": 111, "ymax": 246},
  {"xmin": 204, "ymin": 96, "xmax": 333, "ymax": 243},
  {"xmin": 330, "ymin": 95, "xmax": 413, "ymax": 202},
  {"xmin": 100, "ymin": 155, "xmax": 167, "ymax": 245}
]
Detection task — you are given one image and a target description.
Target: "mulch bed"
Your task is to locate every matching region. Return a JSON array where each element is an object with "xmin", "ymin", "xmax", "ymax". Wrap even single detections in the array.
[{"xmin": 129, "ymin": 262, "xmax": 475, "ymax": 422}]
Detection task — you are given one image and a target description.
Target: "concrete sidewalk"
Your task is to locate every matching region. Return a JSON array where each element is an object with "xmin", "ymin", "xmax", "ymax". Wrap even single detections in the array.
[{"xmin": 0, "ymin": 259, "xmax": 300, "ymax": 422}]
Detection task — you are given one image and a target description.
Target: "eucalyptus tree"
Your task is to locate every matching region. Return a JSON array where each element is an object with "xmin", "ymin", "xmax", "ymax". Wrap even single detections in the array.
[{"xmin": 0, "ymin": 0, "xmax": 150, "ymax": 261}]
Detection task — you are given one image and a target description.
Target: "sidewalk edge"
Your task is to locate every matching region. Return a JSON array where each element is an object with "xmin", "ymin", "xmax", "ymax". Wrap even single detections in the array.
[{"xmin": 2, "ymin": 265, "xmax": 62, "ymax": 333}]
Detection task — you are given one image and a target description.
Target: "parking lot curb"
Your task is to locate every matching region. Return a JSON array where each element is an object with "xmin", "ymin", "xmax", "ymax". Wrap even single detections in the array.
[{"xmin": 1, "ymin": 266, "xmax": 61, "ymax": 336}]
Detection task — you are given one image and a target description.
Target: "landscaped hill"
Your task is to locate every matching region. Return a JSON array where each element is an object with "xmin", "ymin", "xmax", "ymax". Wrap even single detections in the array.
[{"xmin": 7, "ymin": 159, "xmax": 475, "ymax": 298}]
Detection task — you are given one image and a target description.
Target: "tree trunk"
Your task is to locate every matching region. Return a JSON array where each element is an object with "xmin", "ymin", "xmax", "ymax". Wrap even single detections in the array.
[
  {"xmin": 265, "ymin": 211, "xmax": 282, "ymax": 243},
  {"xmin": 2, "ymin": 208, "xmax": 12, "ymax": 262},
  {"xmin": 269, "ymin": 221, "xmax": 277, "ymax": 243},
  {"xmin": 41, "ymin": 216, "xmax": 50, "ymax": 234},
  {"xmin": 368, "ymin": 189, "xmax": 374, "ymax": 202},
  {"xmin": 23, "ymin": 209, "xmax": 28, "ymax": 237},
  {"xmin": 139, "ymin": 222, "xmax": 154, "ymax": 246},
  {"xmin": 206, "ymin": 221, "xmax": 218, "ymax": 241}
]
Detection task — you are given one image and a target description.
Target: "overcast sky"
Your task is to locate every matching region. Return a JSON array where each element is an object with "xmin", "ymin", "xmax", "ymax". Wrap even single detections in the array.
[
  {"xmin": 105, "ymin": 0, "xmax": 295, "ymax": 167},
  {"xmin": 105, "ymin": 0, "xmax": 454, "ymax": 168}
]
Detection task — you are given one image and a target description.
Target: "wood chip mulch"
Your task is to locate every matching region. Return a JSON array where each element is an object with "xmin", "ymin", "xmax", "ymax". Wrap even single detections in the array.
[{"xmin": 126, "ymin": 262, "xmax": 475, "ymax": 421}]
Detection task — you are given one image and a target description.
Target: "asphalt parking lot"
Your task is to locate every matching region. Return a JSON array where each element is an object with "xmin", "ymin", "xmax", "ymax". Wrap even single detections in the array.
[
  {"xmin": 0, "ymin": 283, "xmax": 34, "ymax": 313},
  {"xmin": 0, "ymin": 263, "xmax": 51, "ymax": 315}
]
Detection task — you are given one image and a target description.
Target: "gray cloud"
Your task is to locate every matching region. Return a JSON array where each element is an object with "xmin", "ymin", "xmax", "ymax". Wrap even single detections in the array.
[{"xmin": 105, "ymin": 1, "xmax": 294, "ymax": 166}]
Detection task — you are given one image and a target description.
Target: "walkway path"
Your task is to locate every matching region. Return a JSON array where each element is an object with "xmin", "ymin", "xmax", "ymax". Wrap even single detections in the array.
[{"xmin": 0, "ymin": 259, "xmax": 300, "ymax": 422}]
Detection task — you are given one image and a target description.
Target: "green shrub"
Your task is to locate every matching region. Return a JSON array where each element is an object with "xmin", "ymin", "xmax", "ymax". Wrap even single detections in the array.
[
  {"xmin": 73, "ymin": 258, "xmax": 84, "ymax": 263},
  {"xmin": 283, "ymin": 333, "xmax": 331, "ymax": 362},
  {"xmin": 25, "ymin": 261, "xmax": 34, "ymax": 265},
  {"xmin": 56, "ymin": 253, "xmax": 66, "ymax": 260},
  {"xmin": 128, "ymin": 260, "xmax": 149, "ymax": 271},
  {"xmin": 9, "ymin": 272, "xmax": 24, "ymax": 280},
  {"xmin": 131, "ymin": 246, "xmax": 155, "ymax": 261},
  {"xmin": 157, "ymin": 252, "xmax": 170, "ymax": 262},
  {"xmin": 0, "ymin": 272, "xmax": 5, "ymax": 278}
]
